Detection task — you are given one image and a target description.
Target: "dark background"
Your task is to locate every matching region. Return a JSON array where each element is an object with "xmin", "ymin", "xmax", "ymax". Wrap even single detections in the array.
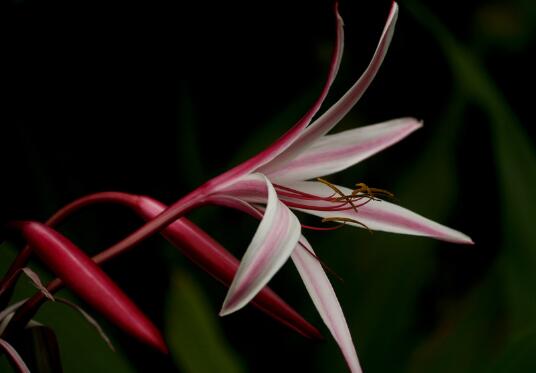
[{"xmin": 2, "ymin": 0, "xmax": 535, "ymax": 372}]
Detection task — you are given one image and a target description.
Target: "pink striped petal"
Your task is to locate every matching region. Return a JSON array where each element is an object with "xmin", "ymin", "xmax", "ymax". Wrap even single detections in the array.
[
  {"xmin": 211, "ymin": 192, "xmax": 361, "ymax": 372},
  {"xmin": 259, "ymin": 2, "xmax": 399, "ymax": 176},
  {"xmin": 292, "ymin": 237, "xmax": 362, "ymax": 373},
  {"xmin": 209, "ymin": 189, "xmax": 363, "ymax": 370},
  {"xmin": 216, "ymin": 174, "xmax": 269, "ymax": 204},
  {"xmin": 220, "ymin": 174, "xmax": 301, "ymax": 316},
  {"xmin": 283, "ymin": 181, "xmax": 473, "ymax": 244},
  {"xmin": 267, "ymin": 117, "xmax": 422, "ymax": 183},
  {"xmin": 207, "ymin": 4, "xmax": 345, "ymax": 189}
]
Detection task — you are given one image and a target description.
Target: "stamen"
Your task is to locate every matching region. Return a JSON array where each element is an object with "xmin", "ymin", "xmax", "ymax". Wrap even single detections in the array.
[
  {"xmin": 302, "ymin": 223, "xmax": 344, "ymax": 231},
  {"xmin": 352, "ymin": 182, "xmax": 394, "ymax": 200},
  {"xmin": 275, "ymin": 180, "xmax": 392, "ymax": 216},
  {"xmin": 274, "ymin": 184, "xmax": 337, "ymax": 202},
  {"xmin": 284, "ymin": 200, "xmax": 356, "ymax": 212},
  {"xmin": 317, "ymin": 178, "xmax": 360, "ymax": 212},
  {"xmin": 321, "ymin": 217, "xmax": 373, "ymax": 234}
]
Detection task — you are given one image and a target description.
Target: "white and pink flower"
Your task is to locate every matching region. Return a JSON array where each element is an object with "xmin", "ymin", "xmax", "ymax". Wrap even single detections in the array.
[{"xmin": 100, "ymin": 3, "xmax": 472, "ymax": 371}]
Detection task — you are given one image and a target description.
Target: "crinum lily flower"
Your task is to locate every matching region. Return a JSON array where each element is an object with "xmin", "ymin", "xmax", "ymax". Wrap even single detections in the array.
[{"xmin": 97, "ymin": 2, "xmax": 471, "ymax": 371}]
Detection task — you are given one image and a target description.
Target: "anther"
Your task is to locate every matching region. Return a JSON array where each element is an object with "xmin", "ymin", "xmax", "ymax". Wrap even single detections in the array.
[
  {"xmin": 352, "ymin": 183, "xmax": 394, "ymax": 200},
  {"xmin": 317, "ymin": 178, "xmax": 360, "ymax": 212},
  {"xmin": 321, "ymin": 217, "xmax": 373, "ymax": 234}
]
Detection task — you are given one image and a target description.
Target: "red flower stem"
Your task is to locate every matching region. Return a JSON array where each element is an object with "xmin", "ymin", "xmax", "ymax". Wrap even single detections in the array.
[
  {"xmin": 8, "ymin": 192, "xmax": 322, "ymax": 339},
  {"xmin": 1, "ymin": 190, "xmax": 202, "ymax": 322},
  {"xmin": 3, "ymin": 191, "xmax": 201, "ymax": 339},
  {"xmin": 93, "ymin": 189, "xmax": 207, "ymax": 264}
]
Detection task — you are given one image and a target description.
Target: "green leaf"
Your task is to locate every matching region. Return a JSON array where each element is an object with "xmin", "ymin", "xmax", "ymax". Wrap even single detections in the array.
[
  {"xmin": 409, "ymin": 278, "xmax": 502, "ymax": 373},
  {"xmin": 30, "ymin": 293, "xmax": 134, "ymax": 373},
  {"xmin": 406, "ymin": 0, "xmax": 536, "ymax": 366},
  {"xmin": 166, "ymin": 270, "xmax": 245, "ymax": 373},
  {"xmin": 488, "ymin": 331, "xmax": 536, "ymax": 373},
  {"xmin": 24, "ymin": 325, "xmax": 63, "ymax": 373}
]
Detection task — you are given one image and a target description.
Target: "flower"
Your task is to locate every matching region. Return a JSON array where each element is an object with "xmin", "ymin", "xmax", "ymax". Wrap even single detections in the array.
[
  {"xmin": 207, "ymin": 0, "xmax": 471, "ymax": 306},
  {"xmin": 94, "ymin": 2, "xmax": 472, "ymax": 371}
]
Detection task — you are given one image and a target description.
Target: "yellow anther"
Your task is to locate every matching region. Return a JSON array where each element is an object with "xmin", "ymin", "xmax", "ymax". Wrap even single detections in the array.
[
  {"xmin": 315, "ymin": 178, "xmax": 393, "ymax": 214},
  {"xmin": 317, "ymin": 178, "xmax": 346, "ymax": 199},
  {"xmin": 353, "ymin": 182, "xmax": 371, "ymax": 195},
  {"xmin": 317, "ymin": 178, "xmax": 359, "ymax": 212},
  {"xmin": 321, "ymin": 217, "xmax": 372, "ymax": 234},
  {"xmin": 352, "ymin": 182, "xmax": 394, "ymax": 200}
]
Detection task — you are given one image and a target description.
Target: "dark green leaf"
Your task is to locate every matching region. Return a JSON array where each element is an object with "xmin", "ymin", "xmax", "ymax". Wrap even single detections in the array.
[
  {"xmin": 488, "ymin": 331, "xmax": 536, "ymax": 373},
  {"xmin": 166, "ymin": 270, "xmax": 244, "ymax": 373}
]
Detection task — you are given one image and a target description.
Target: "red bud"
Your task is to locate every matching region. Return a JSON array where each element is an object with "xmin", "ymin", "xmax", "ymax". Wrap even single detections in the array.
[{"xmin": 12, "ymin": 221, "xmax": 167, "ymax": 353}]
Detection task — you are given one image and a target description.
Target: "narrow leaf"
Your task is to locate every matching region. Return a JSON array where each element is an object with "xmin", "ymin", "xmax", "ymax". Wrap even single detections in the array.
[
  {"xmin": 24, "ymin": 325, "xmax": 63, "ymax": 373},
  {"xmin": 166, "ymin": 270, "xmax": 245, "ymax": 373},
  {"xmin": 55, "ymin": 297, "xmax": 115, "ymax": 352},
  {"xmin": 21, "ymin": 268, "xmax": 55, "ymax": 302},
  {"xmin": 0, "ymin": 338, "xmax": 30, "ymax": 373}
]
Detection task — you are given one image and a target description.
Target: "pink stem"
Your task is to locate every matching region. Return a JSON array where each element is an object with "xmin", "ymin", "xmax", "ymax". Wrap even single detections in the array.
[{"xmin": 8, "ymin": 192, "xmax": 321, "ymax": 340}]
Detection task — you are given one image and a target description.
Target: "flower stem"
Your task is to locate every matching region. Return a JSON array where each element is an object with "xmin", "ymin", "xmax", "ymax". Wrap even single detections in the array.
[
  {"xmin": 3, "ymin": 191, "xmax": 205, "ymax": 337},
  {"xmin": 92, "ymin": 189, "xmax": 207, "ymax": 263},
  {"xmin": 4, "ymin": 189, "xmax": 322, "ymax": 340}
]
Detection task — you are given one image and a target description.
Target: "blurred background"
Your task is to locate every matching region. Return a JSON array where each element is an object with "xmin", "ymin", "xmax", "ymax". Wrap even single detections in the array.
[{"xmin": 2, "ymin": 0, "xmax": 535, "ymax": 372}]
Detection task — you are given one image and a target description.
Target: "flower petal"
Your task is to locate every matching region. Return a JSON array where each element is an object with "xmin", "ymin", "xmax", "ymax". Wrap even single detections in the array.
[
  {"xmin": 210, "ymin": 186, "xmax": 362, "ymax": 370},
  {"xmin": 208, "ymin": 4, "xmax": 345, "ymax": 188},
  {"xmin": 267, "ymin": 117, "xmax": 422, "ymax": 183},
  {"xmin": 259, "ymin": 2, "xmax": 399, "ymax": 176},
  {"xmin": 282, "ymin": 181, "xmax": 473, "ymax": 244},
  {"xmin": 220, "ymin": 174, "xmax": 301, "ymax": 316},
  {"xmin": 292, "ymin": 236, "xmax": 362, "ymax": 373}
]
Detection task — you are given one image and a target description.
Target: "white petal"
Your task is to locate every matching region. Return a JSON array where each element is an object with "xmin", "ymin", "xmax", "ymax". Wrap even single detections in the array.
[
  {"xmin": 292, "ymin": 236, "xmax": 362, "ymax": 373},
  {"xmin": 284, "ymin": 181, "xmax": 473, "ymax": 244},
  {"xmin": 267, "ymin": 117, "xmax": 422, "ymax": 183},
  {"xmin": 220, "ymin": 174, "xmax": 302, "ymax": 315},
  {"xmin": 259, "ymin": 3, "xmax": 399, "ymax": 176},
  {"xmin": 215, "ymin": 173, "xmax": 269, "ymax": 204}
]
